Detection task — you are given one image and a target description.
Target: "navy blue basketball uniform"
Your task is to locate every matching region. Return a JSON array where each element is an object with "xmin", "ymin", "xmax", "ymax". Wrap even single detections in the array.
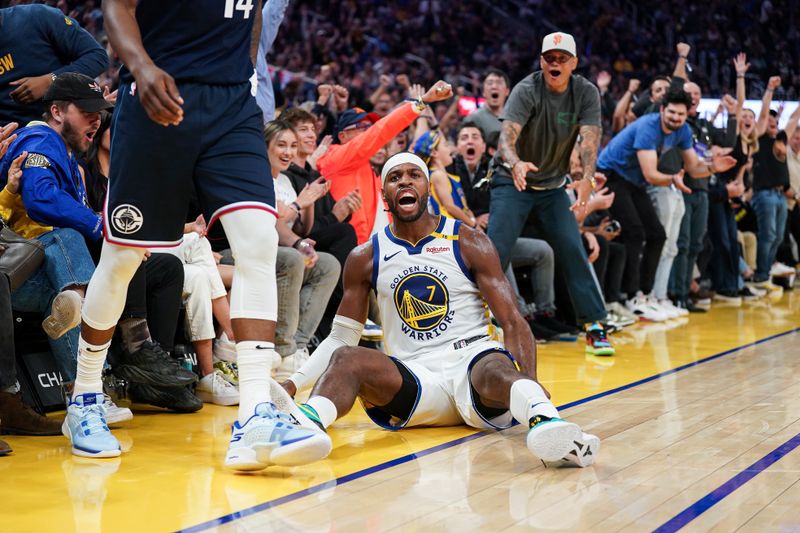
[{"xmin": 105, "ymin": 0, "xmax": 274, "ymax": 246}]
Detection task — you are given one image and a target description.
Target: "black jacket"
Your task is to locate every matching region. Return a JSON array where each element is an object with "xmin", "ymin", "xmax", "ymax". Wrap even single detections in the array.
[{"xmin": 283, "ymin": 162, "xmax": 350, "ymax": 233}]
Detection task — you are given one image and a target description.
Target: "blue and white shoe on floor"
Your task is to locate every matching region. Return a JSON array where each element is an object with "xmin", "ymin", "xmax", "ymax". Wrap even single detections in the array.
[
  {"xmin": 526, "ymin": 415, "xmax": 582, "ymax": 463},
  {"xmin": 224, "ymin": 402, "xmax": 332, "ymax": 471},
  {"xmin": 62, "ymin": 393, "xmax": 121, "ymax": 458}
]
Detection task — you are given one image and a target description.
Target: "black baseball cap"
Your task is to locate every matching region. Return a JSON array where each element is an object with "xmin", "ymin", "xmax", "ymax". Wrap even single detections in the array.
[{"xmin": 43, "ymin": 72, "xmax": 113, "ymax": 112}]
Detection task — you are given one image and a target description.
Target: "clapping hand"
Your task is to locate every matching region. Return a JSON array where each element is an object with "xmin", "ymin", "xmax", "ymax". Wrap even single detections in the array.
[
  {"xmin": 5, "ymin": 150, "xmax": 27, "ymax": 194},
  {"xmin": 0, "ymin": 122, "xmax": 19, "ymax": 159}
]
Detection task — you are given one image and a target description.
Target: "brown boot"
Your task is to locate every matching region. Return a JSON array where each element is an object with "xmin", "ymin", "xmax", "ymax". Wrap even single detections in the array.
[{"xmin": 0, "ymin": 392, "xmax": 63, "ymax": 436}]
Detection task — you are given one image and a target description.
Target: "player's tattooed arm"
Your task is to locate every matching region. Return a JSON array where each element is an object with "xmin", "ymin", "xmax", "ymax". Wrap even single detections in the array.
[
  {"xmin": 250, "ymin": 0, "xmax": 263, "ymax": 66},
  {"xmin": 578, "ymin": 124, "xmax": 601, "ymax": 182},
  {"xmin": 458, "ymin": 225, "xmax": 539, "ymax": 380}
]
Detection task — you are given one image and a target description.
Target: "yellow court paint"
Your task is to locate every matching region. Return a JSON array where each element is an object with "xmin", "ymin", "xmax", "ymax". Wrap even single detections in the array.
[{"xmin": 1, "ymin": 294, "xmax": 798, "ymax": 532}]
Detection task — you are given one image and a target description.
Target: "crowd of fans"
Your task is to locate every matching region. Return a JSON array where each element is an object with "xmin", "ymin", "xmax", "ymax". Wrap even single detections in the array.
[{"xmin": 0, "ymin": 0, "xmax": 799, "ymax": 456}]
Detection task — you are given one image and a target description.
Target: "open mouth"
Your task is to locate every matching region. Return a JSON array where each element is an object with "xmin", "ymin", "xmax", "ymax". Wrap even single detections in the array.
[
  {"xmin": 397, "ymin": 189, "xmax": 418, "ymax": 209},
  {"xmin": 548, "ymin": 68, "xmax": 562, "ymax": 79},
  {"xmin": 466, "ymin": 147, "xmax": 476, "ymax": 157},
  {"xmin": 490, "ymin": 92, "xmax": 499, "ymax": 100},
  {"xmin": 85, "ymin": 129, "xmax": 97, "ymax": 143}
]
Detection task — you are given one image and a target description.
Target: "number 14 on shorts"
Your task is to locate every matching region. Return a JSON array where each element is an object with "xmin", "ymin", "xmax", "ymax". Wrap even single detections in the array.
[{"xmin": 224, "ymin": 0, "xmax": 254, "ymax": 19}]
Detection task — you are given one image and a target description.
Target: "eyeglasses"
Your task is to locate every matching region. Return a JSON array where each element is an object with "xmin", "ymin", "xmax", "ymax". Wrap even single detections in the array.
[
  {"xmin": 541, "ymin": 54, "xmax": 572, "ymax": 65},
  {"xmin": 343, "ymin": 122, "xmax": 371, "ymax": 133}
]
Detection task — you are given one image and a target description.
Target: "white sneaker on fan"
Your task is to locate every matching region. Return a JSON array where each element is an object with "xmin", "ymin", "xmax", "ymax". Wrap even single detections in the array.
[
  {"xmin": 657, "ymin": 298, "xmax": 688, "ymax": 317},
  {"xmin": 213, "ymin": 333, "xmax": 237, "ymax": 363},
  {"xmin": 626, "ymin": 294, "xmax": 667, "ymax": 322}
]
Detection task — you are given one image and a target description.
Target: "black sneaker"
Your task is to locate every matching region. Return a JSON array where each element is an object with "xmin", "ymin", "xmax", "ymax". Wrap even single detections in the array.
[
  {"xmin": 113, "ymin": 341, "xmax": 198, "ymax": 388},
  {"xmin": 525, "ymin": 317, "xmax": 560, "ymax": 341},
  {"xmin": 533, "ymin": 311, "xmax": 580, "ymax": 335},
  {"xmin": 676, "ymin": 299, "xmax": 706, "ymax": 313},
  {"xmin": 737, "ymin": 287, "xmax": 756, "ymax": 300},
  {"xmin": 128, "ymin": 382, "xmax": 203, "ymax": 413}
]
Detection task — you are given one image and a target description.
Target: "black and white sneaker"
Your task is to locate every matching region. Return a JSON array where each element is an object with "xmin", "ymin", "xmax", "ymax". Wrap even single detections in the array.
[{"xmin": 559, "ymin": 431, "xmax": 601, "ymax": 468}]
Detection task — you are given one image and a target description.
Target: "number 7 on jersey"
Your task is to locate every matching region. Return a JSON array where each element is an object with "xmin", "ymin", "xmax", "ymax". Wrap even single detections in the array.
[{"xmin": 224, "ymin": 0, "xmax": 254, "ymax": 19}]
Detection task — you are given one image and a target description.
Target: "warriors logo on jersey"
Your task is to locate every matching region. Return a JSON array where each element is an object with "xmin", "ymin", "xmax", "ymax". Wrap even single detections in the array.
[
  {"xmin": 374, "ymin": 217, "xmax": 492, "ymax": 356},
  {"xmin": 392, "ymin": 269, "xmax": 454, "ymax": 334}
]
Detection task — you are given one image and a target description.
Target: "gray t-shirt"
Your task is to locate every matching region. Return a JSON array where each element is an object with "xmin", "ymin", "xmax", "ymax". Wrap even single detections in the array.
[
  {"xmin": 468, "ymin": 106, "xmax": 502, "ymax": 147},
  {"xmin": 496, "ymin": 71, "xmax": 602, "ymax": 189}
]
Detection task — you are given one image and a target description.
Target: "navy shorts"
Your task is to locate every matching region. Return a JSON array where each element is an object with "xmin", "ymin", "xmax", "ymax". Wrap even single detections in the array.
[{"xmin": 105, "ymin": 82, "xmax": 275, "ymax": 247}]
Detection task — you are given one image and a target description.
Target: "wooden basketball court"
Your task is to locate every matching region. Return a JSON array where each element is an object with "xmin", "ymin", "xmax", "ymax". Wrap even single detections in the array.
[{"xmin": 2, "ymin": 292, "xmax": 799, "ymax": 532}]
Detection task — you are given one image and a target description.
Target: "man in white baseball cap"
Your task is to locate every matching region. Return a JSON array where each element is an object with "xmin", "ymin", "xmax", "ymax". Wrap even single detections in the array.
[
  {"xmin": 487, "ymin": 29, "xmax": 616, "ymax": 356},
  {"xmin": 541, "ymin": 31, "xmax": 577, "ymax": 57}
]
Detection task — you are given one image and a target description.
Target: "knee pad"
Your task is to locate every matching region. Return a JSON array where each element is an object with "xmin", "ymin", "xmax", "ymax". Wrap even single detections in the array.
[
  {"xmin": 220, "ymin": 209, "xmax": 278, "ymax": 321},
  {"xmin": 82, "ymin": 242, "xmax": 147, "ymax": 331}
]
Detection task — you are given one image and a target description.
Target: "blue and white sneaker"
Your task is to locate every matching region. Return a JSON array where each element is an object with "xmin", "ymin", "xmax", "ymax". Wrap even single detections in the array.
[
  {"xmin": 62, "ymin": 393, "xmax": 121, "ymax": 458},
  {"xmin": 224, "ymin": 402, "xmax": 332, "ymax": 471},
  {"xmin": 526, "ymin": 415, "xmax": 582, "ymax": 462}
]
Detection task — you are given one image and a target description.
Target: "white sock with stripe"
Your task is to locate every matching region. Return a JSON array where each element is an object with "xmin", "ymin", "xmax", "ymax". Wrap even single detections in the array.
[{"xmin": 305, "ymin": 396, "xmax": 338, "ymax": 429}]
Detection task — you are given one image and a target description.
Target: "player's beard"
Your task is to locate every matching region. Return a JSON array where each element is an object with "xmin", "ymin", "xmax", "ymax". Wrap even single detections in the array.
[
  {"xmin": 62, "ymin": 117, "xmax": 90, "ymax": 153},
  {"xmin": 389, "ymin": 191, "xmax": 429, "ymax": 223}
]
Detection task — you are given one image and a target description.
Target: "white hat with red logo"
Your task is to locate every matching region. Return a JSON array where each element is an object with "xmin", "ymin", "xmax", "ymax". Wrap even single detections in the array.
[{"xmin": 541, "ymin": 32, "xmax": 577, "ymax": 56}]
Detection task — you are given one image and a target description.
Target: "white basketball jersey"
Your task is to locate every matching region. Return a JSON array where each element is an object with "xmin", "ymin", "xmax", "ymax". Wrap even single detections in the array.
[{"xmin": 371, "ymin": 217, "xmax": 495, "ymax": 360}]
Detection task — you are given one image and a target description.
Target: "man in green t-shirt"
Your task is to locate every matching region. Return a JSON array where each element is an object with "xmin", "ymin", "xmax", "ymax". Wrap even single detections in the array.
[{"xmin": 487, "ymin": 31, "xmax": 613, "ymax": 356}]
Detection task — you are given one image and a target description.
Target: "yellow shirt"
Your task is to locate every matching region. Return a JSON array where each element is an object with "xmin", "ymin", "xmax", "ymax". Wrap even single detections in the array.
[{"xmin": 0, "ymin": 186, "xmax": 52, "ymax": 239}]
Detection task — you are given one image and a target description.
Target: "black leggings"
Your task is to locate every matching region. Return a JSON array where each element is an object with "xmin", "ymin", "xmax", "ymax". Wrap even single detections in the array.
[
  {"xmin": 604, "ymin": 171, "xmax": 666, "ymax": 297},
  {"xmin": 121, "ymin": 254, "xmax": 184, "ymax": 352}
]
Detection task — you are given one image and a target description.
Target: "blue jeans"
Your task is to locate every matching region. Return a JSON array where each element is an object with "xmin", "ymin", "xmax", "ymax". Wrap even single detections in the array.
[
  {"xmin": 487, "ymin": 182, "xmax": 606, "ymax": 324},
  {"xmin": 669, "ymin": 191, "xmax": 708, "ymax": 300},
  {"xmin": 11, "ymin": 228, "xmax": 96, "ymax": 382},
  {"xmin": 751, "ymin": 189, "xmax": 789, "ymax": 282}
]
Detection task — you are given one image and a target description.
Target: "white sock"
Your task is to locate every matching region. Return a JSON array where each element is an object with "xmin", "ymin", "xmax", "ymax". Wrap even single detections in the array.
[
  {"xmin": 509, "ymin": 379, "xmax": 559, "ymax": 425},
  {"xmin": 72, "ymin": 338, "xmax": 110, "ymax": 397},
  {"xmin": 305, "ymin": 396, "xmax": 338, "ymax": 429},
  {"xmin": 236, "ymin": 340, "xmax": 274, "ymax": 420}
]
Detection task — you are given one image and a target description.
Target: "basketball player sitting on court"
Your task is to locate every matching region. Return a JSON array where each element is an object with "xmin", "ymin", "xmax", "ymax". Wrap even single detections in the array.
[{"xmin": 282, "ymin": 150, "xmax": 600, "ymax": 467}]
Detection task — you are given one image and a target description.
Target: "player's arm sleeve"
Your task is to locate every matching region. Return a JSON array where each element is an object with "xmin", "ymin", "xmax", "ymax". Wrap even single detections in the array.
[
  {"xmin": 288, "ymin": 314, "xmax": 365, "ymax": 392},
  {"xmin": 21, "ymin": 166, "xmax": 103, "ymax": 241},
  {"xmin": 43, "ymin": 7, "xmax": 108, "ymax": 78}
]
